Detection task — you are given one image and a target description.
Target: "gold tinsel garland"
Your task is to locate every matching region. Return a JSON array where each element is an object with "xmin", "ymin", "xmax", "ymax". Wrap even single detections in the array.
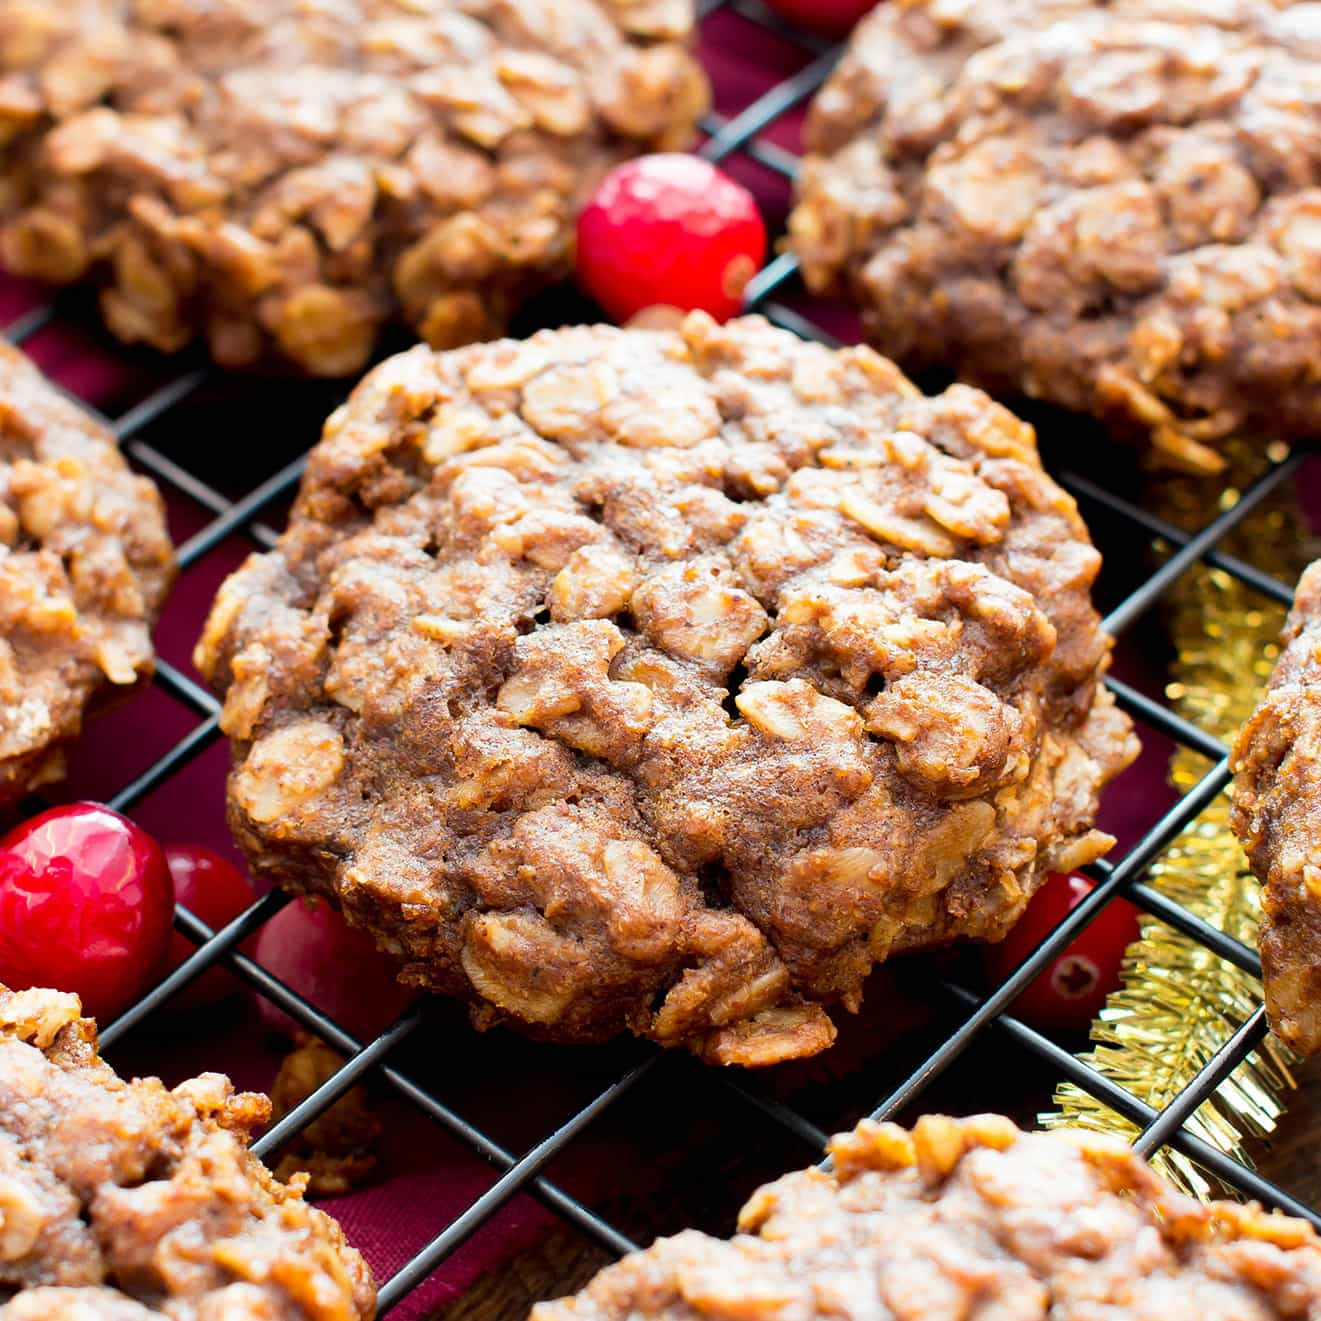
[{"xmin": 1045, "ymin": 450, "xmax": 1311, "ymax": 1195}]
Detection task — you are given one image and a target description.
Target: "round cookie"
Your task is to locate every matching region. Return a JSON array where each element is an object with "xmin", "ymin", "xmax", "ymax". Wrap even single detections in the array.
[
  {"xmin": 0, "ymin": 983, "xmax": 376, "ymax": 1320},
  {"xmin": 196, "ymin": 312, "xmax": 1136, "ymax": 1065},
  {"xmin": 0, "ymin": 0, "xmax": 707, "ymax": 376},
  {"xmin": 0, "ymin": 343, "xmax": 174, "ymax": 809},
  {"xmin": 1232, "ymin": 559, "xmax": 1321, "ymax": 1057},
  {"xmin": 534, "ymin": 1114, "xmax": 1321, "ymax": 1320},
  {"xmin": 792, "ymin": 0, "xmax": 1321, "ymax": 474}
]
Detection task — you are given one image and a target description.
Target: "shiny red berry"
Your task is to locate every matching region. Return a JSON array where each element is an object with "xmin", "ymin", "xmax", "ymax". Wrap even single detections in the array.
[
  {"xmin": 253, "ymin": 897, "xmax": 415, "ymax": 1044},
  {"xmin": 163, "ymin": 844, "xmax": 259, "ymax": 1011},
  {"xmin": 762, "ymin": 0, "xmax": 879, "ymax": 36},
  {"xmin": 986, "ymin": 871, "xmax": 1140, "ymax": 1034},
  {"xmin": 577, "ymin": 154, "xmax": 767, "ymax": 324},
  {"xmin": 0, "ymin": 803, "xmax": 174, "ymax": 1022}
]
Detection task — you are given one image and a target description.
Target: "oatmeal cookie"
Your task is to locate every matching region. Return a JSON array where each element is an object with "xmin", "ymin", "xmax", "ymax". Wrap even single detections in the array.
[
  {"xmin": 196, "ymin": 312, "xmax": 1136, "ymax": 1066},
  {"xmin": 792, "ymin": 0, "xmax": 1321, "ymax": 474},
  {"xmin": 0, "ymin": 341, "xmax": 173, "ymax": 809},
  {"xmin": 533, "ymin": 1113, "xmax": 1321, "ymax": 1320},
  {"xmin": 1232, "ymin": 560, "xmax": 1321, "ymax": 1056},
  {"xmin": 0, "ymin": 983, "xmax": 376, "ymax": 1320},
  {"xmin": 0, "ymin": 0, "xmax": 706, "ymax": 376}
]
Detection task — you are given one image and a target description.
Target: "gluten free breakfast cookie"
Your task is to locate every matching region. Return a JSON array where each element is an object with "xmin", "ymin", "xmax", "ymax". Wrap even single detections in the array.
[
  {"xmin": 0, "ymin": 342, "xmax": 173, "ymax": 809},
  {"xmin": 197, "ymin": 313, "xmax": 1136, "ymax": 1065},
  {"xmin": 792, "ymin": 0, "xmax": 1321, "ymax": 473},
  {"xmin": 1232, "ymin": 560, "xmax": 1321, "ymax": 1056},
  {"xmin": 0, "ymin": 0, "xmax": 707, "ymax": 374},
  {"xmin": 534, "ymin": 1114, "xmax": 1321, "ymax": 1320},
  {"xmin": 0, "ymin": 983, "xmax": 375, "ymax": 1320}
]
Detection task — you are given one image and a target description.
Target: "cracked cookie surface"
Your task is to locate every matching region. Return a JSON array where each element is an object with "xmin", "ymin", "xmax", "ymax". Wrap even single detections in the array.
[
  {"xmin": 0, "ymin": 341, "xmax": 173, "ymax": 809},
  {"xmin": 197, "ymin": 312, "xmax": 1136, "ymax": 1065},
  {"xmin": 0, "ymin": 984, "xmax": 376, "ymax": 1320},
  {"xmin": 0, "ymin": 0, "xmax": 706, "ymax": 374},
  {"xmin": 792, "ymin": 0, "xmax": 1321, "ymax": 473},
  {"xmin": 533, "ymin": 1114, "xmax": 1321, "ymax": 1320}
]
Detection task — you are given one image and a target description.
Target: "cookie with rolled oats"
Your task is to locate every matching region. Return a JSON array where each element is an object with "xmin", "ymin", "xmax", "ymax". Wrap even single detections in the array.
[
  {"xmin": 1233, "ymin": 560, "xmax": 1321, "ymax": 1056},
  {"xmin": 535, "ymin": 1114, "xmax": 1321, "ymax": 1320},
  {"xmin": 792, "ymin": 0, "xmax": 1321, "ymax": 473},
  {"xmin": 0, "ymin": 342, "xmax": 173, "ymax": 808},
  {"xmin": 0, "ymin": 0, "xmax": 707, "ymax": 374},
  {"xmin": 0, "ymin": 983, "xmax": 375, "ymax": 1320},
  {"xmin": 197, "ymin": 313, "xmax": 1135, "ymax": 1064}
]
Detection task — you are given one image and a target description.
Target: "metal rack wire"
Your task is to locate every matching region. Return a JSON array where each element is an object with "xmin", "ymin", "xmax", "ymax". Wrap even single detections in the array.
[{"xmin": 5, "ymin": 0, "xmax": 1317, "ymax": 1313}]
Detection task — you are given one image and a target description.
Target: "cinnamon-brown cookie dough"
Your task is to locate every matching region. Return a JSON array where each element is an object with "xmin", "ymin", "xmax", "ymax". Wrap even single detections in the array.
[
  {"xmin": 0, "ymin": 342, "xmax": 173, "ymax": 808},
  {"xmin": 1232, "ymin": 560, "xmax": 1321, "ymax": 1055},
  {"xmin": 792, "ymin": 0, "xmax": 1321, "ymax": 474},
  {"xmin": 533, "ymin": 1114, "xmax": 1321, "ymax": 1320},
  {"xmin": 197, "ymin": 312, "xmax": 1136, "ymax": 1066},
  {"xmin": 0, "ymin": 983, "xmax": 376, "ymax": 1320},
  {"xmin": 0, "ymin": 0, "xmax": 707, "ymax": 375}
]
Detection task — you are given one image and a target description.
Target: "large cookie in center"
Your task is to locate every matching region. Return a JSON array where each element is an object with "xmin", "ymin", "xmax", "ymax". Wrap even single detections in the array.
[{"xmin": 197, "ymin": 313, "xmax": 1136, "ymax": 1065}]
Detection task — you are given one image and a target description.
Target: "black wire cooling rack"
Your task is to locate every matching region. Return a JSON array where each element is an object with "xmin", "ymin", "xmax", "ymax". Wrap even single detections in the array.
[{"xmin": 7, "ymin": 1, "xmax": 1320, "ymax": 1314}]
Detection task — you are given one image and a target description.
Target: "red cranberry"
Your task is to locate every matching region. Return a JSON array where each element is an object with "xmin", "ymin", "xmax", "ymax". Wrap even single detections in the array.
[
  {"xmin": 0, "ymin": 803, "xmax": 174, "ymax": 1022},
  {"xmin": 253, "ymin": 896, "xmax": 415, "ymax": 1044},
  {"xmin": 986, "ymin": 872, "xmax": 1140, "ymax": 1034},
  {"xmin": 762, "ymin": 0, "xmax": 879, "ymax": 37},
  {"xmin": 162, "ymin": 844, "xmax": 259, "ymax": 1011},
  {"xmin": 577, "ymin": 154, "xmax": 767, "ymax": 324}
]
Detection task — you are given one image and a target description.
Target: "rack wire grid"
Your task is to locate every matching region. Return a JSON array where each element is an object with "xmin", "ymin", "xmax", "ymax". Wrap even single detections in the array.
[{"xmin": 6, "ymin": 0, "xmax": 1319, "ymax": 1314}]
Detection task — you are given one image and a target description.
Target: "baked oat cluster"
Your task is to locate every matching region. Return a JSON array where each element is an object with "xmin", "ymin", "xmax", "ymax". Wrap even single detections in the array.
[
  {"xmin": 0, "ymin": 0, "xmax": 707, "ymax": 375},
  {"xmin": 0, "ymin": 983, "xmax": 376, "ymax": 1320},
  {"xmin": 792, "ymin": 0, "xmax": 1321, "ymax": 474},
  {"xmin": 0, "ymin": 341, "xmax": 173, "ymax": 809},
  {"xmin": 1232, "ymin": 560, "xmax": 1321, "ymax": 1057},
  {"xmin": 534, "ymin": 1114, "xmax": 1321, "ymax": 1320},
  {"xmin": 197, "ymin": 313, "xmax": 1135, "ymax": 1066}
]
